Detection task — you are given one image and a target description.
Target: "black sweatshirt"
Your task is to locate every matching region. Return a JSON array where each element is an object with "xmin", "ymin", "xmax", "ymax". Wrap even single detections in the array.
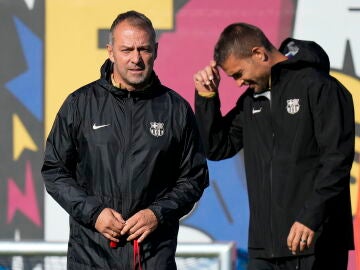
[
  {"xmin": 195, "ymin": 38, "xmax": 354, "ymax": 258},
  {"xmin": 42, "ymin": 59, "xmax": 209, "ymax": 269}
]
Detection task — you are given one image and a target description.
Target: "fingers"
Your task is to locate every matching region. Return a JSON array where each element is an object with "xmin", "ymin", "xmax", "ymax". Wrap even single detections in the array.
[
  {"xmin": 287, "ymin": 221, "xmax": 315, "ymax": 255},
  {"xmin": 94, "ymin": 208, "xmax": 126, "ymax": 241},
  {"xmin": 106, "ymin": 229, "xmax": 120, "ymax": 243},
  {"xmin": 126, "ymin": 226, "xmax": 147, "ymax": 242},
  {"xmin": 193, "ymin": 61, "xmax": 220, "ymax": 92},
  {"xmin": 298, "ymin": 231, "xmax": 309, "ymax": 252},
  {"xmin": 121, "ymin": 209, "xmax": 158, "ymax": 243},
  {"xmin": 96, "ymin": 208, "xmax": 158, "ymax": 243},
  {"xmin": 287, "ymin": 225, "xmax": 300, "ymax": 254},
  {"xmin": 306, "ymin": 232, "xmax": 314, "ymax": 248},
  {"xmin": 137, "ymin": 230, "xmax": 151, "ymax": 243},
  {"xmin": 111, "ymin": 209, "xmax": 126, "ymax": 224}
]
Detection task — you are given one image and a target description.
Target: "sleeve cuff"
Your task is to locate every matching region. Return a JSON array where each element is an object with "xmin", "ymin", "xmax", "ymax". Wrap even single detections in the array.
[{"xmin": 197, "ymin": 91, "xmax": 217, "ymax": 98}]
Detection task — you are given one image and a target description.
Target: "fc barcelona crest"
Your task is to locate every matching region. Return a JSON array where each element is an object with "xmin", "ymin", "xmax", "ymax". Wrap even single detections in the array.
[
  {"xmin": 286, "ymin": 99, "xmax": 300, "ymax": 114},
  {"xmin": 150, "ymin": 122, "xmax": 165, "ymax": 137}
]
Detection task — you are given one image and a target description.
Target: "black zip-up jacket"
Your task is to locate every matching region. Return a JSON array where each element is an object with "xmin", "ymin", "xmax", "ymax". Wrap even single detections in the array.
[
  {"xmin": 42, "ymin": 59, "xmax": 209, "ymax": 269},
  {"xmin": 195, "ymin": 38, "xmax": 354, "ymax": 258}
]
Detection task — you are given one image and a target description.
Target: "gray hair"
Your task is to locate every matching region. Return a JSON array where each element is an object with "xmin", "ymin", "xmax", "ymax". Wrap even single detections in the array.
[{"xmin": 108, "ymin": 10, "xmax": 156, "ymax": 45}]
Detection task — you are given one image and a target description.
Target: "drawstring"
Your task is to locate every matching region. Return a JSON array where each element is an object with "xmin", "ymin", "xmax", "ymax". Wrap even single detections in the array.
[
  {"xmin": 295, "ymin": 256, "xmax": 300, "ymax": 269},
  {"xmin": 110, "ymin": 239, "xmax": 142, "ymax": 270},
  {"xmin": 133, "ymin": 239, "xmax": 142, "ymax": 270},
  {"xmin": 109, "ymin": 240, "xmax": 117, "ymax": 248}
]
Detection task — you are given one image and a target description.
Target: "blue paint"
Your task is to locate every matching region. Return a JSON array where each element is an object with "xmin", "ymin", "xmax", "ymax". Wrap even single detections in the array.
[
  {"xmin": 183, "ymin": 153, "xmax": 250, "ymax": 252},
  {"xmin": 5, "ymin": 16, "xmax": 43, "ymax": 121}
]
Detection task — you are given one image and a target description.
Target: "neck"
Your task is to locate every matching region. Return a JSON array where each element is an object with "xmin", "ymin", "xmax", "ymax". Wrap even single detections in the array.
[
  {"xmin": 111, "ymin": 73, "xmax": 137, "ymax": 91},
  {"xmin": 271, "ymin": 51, "xmax": 288, "ymax": 67},
  {"xmin": 267, "ymin": 51, "xmax": 287, "ymax": 90}
]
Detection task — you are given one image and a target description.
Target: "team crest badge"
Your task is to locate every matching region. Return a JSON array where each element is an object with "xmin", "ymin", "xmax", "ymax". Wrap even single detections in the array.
[
  {"xmin": 286, "ymin": 99, "xmax": 300, "ymax": 114},
  {"xmin": 150, "ymin": 122, "xmax": 165, "ymax": 137}
]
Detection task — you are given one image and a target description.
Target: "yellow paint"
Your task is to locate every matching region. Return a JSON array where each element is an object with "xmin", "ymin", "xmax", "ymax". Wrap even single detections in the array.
[
  {"xmin": 352, "ymin": 163, "xmax": 358, "ymax": 180},
  {"xmin": 13, "ymin": 114, "xmax": 38, "ymax": 160},
  {"xmin": 331, "ymin": 71, "xmax": 360, "ymax": 215},
  {"xmin": 45, "ymin": 0, "xmax": 173, "ymax": 136},
  {"xmin": 43, "ymin": 2, "xmax": 360, "ymax": 217}
]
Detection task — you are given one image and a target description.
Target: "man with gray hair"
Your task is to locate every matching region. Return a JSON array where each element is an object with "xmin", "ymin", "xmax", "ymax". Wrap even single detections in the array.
[{"xmin": 42, "ymin": 10, "xmax": 208, "ymax": 269}]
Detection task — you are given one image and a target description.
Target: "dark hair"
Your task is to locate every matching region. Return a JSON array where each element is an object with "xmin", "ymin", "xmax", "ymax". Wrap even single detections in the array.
[
  {"xmin": 109, "ymin": 10, "xmax": 156, "ymax": 44},
  {"xmin": 214, "ymin": 23, "xmax": 274, "ymax": 65}
]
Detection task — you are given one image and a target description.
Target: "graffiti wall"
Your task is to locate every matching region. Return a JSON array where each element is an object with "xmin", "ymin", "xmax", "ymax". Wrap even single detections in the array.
[
  {"xmin": 0, "ymin": 0, "xmax": 359, "ymax": 269},
  {"xmin": 0, "ymin": 0, "xmax": 44, "ymax": 241}
]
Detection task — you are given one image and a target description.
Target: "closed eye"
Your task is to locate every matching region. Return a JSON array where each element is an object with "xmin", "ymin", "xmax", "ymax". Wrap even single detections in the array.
[
  {"xmin": 232, "ymin": 72, "xmax": 242, "ymax": 80},
  {"xmin": 121, "ymin": 48, "xmax": 132, "ymax": 53}
]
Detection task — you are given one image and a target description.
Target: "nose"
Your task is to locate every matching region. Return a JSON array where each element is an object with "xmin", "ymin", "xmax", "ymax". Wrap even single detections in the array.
[
  {"xmin": 236, "ymin": 79, "xmax": 245, "ymax": 87},
  {"xmin": 131, "ymin": 50, "xmax": 141, "ymax": 63}
]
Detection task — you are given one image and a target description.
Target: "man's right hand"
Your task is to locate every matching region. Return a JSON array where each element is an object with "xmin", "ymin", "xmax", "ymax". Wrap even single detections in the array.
[
  {"xmin": 193, "ymin": 60, "xmax": 220, "ymax": 93},
  {"xmin": 95, "ymin": 208, "xmax": 126, "ymax": 242}
]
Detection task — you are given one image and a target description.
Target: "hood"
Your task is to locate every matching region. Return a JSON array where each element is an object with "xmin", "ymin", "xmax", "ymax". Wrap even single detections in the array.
[
  {"xmin": 278, "ymin": 38, "xmax": 330, "ymax": 73},
  {"xmin": 98, "ymin": 58, "xmax": 163, "ymax": 98},
  {"xmin": 100, "ymin": 58, "xmax": 114, "ymax": 82}
]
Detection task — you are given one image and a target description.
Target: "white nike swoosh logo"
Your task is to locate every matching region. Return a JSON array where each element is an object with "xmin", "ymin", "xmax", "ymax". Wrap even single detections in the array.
[
  {"xmin": 92, "ymin": 123, "xmax": 111, "ymax": 130},
  {"xmin": 252, "ymin": 108, "xmax": 262, "ymax": 114}
]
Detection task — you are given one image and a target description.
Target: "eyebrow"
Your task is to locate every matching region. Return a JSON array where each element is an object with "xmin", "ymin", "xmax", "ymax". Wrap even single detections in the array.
[{"xmin": 119, "ymin": 44, "xmax": 153, "ymax": 50}]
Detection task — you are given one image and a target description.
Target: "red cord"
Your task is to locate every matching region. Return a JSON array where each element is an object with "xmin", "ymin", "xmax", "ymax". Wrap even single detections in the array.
[
  {"xmin": 109, "ymin": 240, "xmax": 117, "ymax": 248},
  {"xmin": 133, "ymin": 239, "xmax": 142, "ymax": 270},
  {"xmin": 110, "ymin": 239, "xmax": 142, "ymax": 270}
]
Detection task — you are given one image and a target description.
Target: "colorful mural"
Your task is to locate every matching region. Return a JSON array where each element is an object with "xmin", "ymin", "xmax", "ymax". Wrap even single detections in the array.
[
  {"xmin": 0, "ymin": 0, "xmax": 359, "ymax": 269},
  {"xmin": 0, "ymin": 0, "xmax": 44, "ymax": 241}
]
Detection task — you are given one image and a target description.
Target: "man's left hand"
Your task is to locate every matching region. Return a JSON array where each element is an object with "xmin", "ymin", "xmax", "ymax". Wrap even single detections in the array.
[
  {"xmin": 121, "ymin": 209, "xmax": 158, "ymax": 243},
  {"xmin": 287, "ymin": 221, "xmax": 314, "ymax": 255}
]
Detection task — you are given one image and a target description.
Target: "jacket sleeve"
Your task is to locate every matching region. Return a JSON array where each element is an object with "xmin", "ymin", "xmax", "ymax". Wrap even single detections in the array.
[
  {"xmin": 148, "ymin": 104, "xmax": 209, "ymax": 224},
  {"xmin": 41, "ymin": 95, "xmax": 105, "ymax": 227},
  {"xmin": 194, "ymin": 91, "xmax": 244, "ymax": 160},
  {"xmin": 296, "ymin": 77, "xmax": 355, "ymax": 231}
]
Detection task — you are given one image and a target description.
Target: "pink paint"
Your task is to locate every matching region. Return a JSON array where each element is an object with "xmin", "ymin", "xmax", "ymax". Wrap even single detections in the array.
[
  {"xmin": 349, "ymin": 177, "xmax": 360, "ymax": 270},
  {"xmin": 155, "ymin": 0, "xmax": 294, "ymax": 113},
  {"xmin": 348, "ymin": 250, "xmax": 356, "ymax": 270},
  {"xmin": 7, "ymin": 161, "xmax": 42, "ymax": 227},
  {"xmin": 155, "ymin": 2, "xmax": 359, "ymax": 269}
]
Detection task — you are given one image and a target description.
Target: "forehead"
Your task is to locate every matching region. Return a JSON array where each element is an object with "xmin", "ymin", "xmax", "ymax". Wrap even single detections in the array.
[
  {"xmin": 221, "ymin": 54, "xmax": 252, "ymax": 75},
  {"xmin": 112, "ymin": 21, "xmax": 153, "ymax": 45}
]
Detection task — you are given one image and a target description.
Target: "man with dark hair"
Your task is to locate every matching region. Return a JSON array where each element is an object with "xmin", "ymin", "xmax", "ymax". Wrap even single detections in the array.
[
  {"xmin": 42, "ymin": 10, "xmax": 209, "ymax": 270},
  {"xmin": 194, "ymin": 22, "xmax": 354, "ymax": 269}
]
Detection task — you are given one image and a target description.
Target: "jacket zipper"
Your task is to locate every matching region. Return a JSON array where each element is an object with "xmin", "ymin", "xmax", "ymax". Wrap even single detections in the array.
[
  {"xmin": 123, "ymin": 92, "xmax": 134, "ymax": 267},
  {"xmin": 270, "ymin": 151, "xmax": 275, "ymax": 257},
  {"xmin": 269, "ymin": 98, "xmax": 275, "ymax": 258},
  {"xmin": 123, "ymin": 91, "xmax": 133, "ymax": 216}
]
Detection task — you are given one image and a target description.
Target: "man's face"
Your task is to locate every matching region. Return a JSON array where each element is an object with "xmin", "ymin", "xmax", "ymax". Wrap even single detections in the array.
[
  {"xmin": 221, "ymin": 52, "xmax": 270, "ymax": 93},
  {"xmin": 107, "ymin": 21, "xmax": 157, "ymax": 90}
]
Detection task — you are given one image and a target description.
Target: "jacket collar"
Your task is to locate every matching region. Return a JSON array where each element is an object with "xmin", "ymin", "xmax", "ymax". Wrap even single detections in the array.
[{"xmin": 98, "ymin": 59, "xmax": 164, "ymax": 99}]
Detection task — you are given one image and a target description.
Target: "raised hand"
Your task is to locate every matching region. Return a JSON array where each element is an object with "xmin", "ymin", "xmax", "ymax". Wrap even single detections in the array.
[{"xmin": 193, "ymin": 60, "xmax": 220, "ymax": 93}]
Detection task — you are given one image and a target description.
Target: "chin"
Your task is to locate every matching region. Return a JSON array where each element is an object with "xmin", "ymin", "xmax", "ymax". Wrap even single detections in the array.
[{"xmin": 128, "ymin": 77, "xmax": 146, "ymax": 85}]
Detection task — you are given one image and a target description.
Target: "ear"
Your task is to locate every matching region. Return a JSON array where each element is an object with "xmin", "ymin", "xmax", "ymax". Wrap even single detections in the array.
[
  {"xmin": 107, "ymin": 44, "xmax": 114, "ymax": 62},
  {"xmin": 251, "ymin": 47, "xmax": 267, "ymax": 62}
]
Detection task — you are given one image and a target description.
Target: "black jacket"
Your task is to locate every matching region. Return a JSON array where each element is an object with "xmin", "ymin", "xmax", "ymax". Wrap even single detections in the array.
[
  {"xmin": 42, "ymin": 59, "xmax": 209, "ymax": 269},
  {"xmin": 195, "ymin": 38, "xmax": 354, "ymax": 258}
]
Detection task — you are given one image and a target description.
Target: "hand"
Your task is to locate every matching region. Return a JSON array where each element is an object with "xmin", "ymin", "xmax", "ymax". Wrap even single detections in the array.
[
  {"xmin": 121, "ymin": 209, "xmax": 158, "ymax": 243},
  {"xmin": 95, "ymin": 208, "xmax": 126, "ymax": 243},
  {"xmin": 287, "ymin": 221, "xmax": 315, "ymax": 254},
  {"xmin": 193, "ymin": 60, "xmax": 220, "ymax": 93}
]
